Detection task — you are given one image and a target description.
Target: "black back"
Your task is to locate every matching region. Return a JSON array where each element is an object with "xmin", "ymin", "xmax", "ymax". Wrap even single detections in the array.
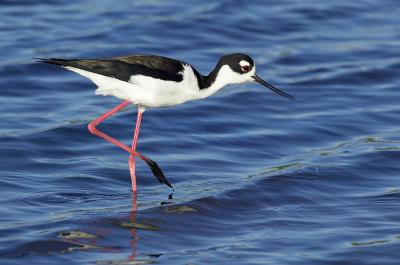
[{"xmin": 38, "ymin": 55, "xmax": 185, "ymax": 82}]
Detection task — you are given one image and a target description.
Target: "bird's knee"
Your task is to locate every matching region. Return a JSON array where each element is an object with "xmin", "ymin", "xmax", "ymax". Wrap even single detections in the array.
[{"xmin": 87, "ymin": 123, "xmax": 97, "ymax": 134}]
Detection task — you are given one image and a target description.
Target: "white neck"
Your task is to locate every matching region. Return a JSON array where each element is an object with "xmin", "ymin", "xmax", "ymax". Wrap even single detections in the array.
[{"xmin": 196, "ymin": 64, "xmax": 256, "ymax": 99}]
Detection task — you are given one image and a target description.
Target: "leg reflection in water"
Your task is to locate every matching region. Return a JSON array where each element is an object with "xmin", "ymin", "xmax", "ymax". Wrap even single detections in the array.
[{"xmin": 128, "ymin": 191, "xmax": 138, "ymax": 261}]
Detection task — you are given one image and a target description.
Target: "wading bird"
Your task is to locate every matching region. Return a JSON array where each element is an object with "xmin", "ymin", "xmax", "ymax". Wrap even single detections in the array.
[{"xmin": 38, "ymin": 53, "xmax": 294, "ymax": 192}]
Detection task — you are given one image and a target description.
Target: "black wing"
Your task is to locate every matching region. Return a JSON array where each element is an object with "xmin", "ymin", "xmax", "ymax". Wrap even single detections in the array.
[{"xmin": 37, "ymin": 55, "xmax": 185, "ymax": 82}]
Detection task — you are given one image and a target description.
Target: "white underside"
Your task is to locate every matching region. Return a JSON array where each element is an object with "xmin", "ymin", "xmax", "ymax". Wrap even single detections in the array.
[{"xmin": 65, "ymin": 64, "xmax": 201, "ymax": 108}]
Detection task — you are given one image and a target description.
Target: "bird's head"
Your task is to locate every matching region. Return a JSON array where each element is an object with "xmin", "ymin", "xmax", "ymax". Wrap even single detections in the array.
[{"xmin": 215, "ymin": 53, "xmax": 294, "ymax": 100}]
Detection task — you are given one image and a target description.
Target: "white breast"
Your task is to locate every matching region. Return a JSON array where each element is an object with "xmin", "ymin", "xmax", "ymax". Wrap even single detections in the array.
[
  {"xmin": 65, "ymin": 64, "xmax": 201, "ymax": 108},
  {"xmin": 127, "ymin": 64, "xmax": 200, "ymax": 107}
]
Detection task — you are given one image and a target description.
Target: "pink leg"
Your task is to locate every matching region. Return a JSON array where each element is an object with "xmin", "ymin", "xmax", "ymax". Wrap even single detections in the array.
[
  {"xmin": 128, "ymin": 109, "xmax": 144, "ymax": 192},
  {"xmin": 88, "ymin": 101, "xmax": 173, "ymax": 191},
  {"xmin": 88, "ymin": 100, "xmax": 137, "ymax": 156}
]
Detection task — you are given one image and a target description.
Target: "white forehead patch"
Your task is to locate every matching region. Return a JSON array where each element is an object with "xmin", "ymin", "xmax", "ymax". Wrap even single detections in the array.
[{"xmin": 239, "ymin": 60, "xmax": 250, "ymax": 67}]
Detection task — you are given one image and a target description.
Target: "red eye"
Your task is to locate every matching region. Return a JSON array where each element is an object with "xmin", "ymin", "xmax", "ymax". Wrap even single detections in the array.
[{"xmin": 241, "ymin": 65, "xmax": 250, "ymax": 72}]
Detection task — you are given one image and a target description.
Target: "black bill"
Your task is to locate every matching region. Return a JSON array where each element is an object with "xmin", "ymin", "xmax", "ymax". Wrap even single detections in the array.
[{"xmin": 253, "ymin": 75, "xmax": 295, "ymax": 100}]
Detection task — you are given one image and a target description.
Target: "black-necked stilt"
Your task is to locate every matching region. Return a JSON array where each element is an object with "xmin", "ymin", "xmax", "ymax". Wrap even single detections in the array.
[{"xmin": 38, "ymin": 53, "xmax": 294, "ymax": 192}]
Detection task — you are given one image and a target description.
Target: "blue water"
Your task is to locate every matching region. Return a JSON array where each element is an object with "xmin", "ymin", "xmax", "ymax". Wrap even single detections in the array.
[{"xmin": 1, "ymin": 0, "xmax": 400, "ymax": 264}]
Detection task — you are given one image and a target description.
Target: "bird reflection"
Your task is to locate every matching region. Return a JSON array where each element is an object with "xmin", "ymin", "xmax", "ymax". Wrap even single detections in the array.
[
  {"xmin": 128, "ymin": 191, "xmax": 138, "ymax": 261},
  {"xmin": 126, "ymin": 171, "xmax": 173, "ymax": 262}
]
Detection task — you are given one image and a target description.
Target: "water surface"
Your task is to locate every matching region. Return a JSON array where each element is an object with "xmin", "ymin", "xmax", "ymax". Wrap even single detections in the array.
[{"xmin": 1, "ymin": 0, "xmax": 400, "ymax": 264}]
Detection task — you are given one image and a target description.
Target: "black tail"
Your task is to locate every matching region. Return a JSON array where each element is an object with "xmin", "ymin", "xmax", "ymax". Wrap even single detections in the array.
[{"xmin": 35, "ymin": 58, "xmax": 74, "ymax": 67}]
